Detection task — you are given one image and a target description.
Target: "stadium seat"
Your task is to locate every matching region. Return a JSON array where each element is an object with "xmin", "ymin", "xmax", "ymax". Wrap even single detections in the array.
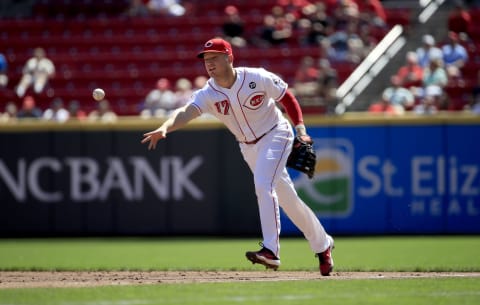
[{"xmin": 1, "ymin": 0, "xmax": 406, "ymax": 115}]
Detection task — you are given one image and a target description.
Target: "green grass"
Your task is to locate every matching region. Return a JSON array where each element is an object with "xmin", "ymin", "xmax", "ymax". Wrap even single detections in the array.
[
  {"xmin": 0, "ymin": 236, "xmax": 479, "ymax": 272},
  {"xmin": 1, "ymin": 278, "xmax": 479, "ymax": 305},
  {"xmin": 0, "ymin": 236, "xmax": 479, "ymax": 305}
]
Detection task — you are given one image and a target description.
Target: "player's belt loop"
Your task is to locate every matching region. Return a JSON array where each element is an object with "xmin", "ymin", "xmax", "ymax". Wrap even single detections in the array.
[{"xmin": 242, "ymin": 124, "xmax": 278, "ymax": 145}]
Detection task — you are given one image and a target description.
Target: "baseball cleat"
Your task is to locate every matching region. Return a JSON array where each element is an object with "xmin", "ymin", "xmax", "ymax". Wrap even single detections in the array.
[
  {"xmin": 245, "ymin": 247, "xmax": 280, "ymax": 271},
  {"xmin": 317, "ymin": 235, "xmax": 335, "ymax": 276}
]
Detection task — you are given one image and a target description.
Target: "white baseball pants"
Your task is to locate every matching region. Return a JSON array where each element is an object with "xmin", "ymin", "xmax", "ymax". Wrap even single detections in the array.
[{"xmin": 239, "ymin": 121, "xmax": 330, "ymax": 258}]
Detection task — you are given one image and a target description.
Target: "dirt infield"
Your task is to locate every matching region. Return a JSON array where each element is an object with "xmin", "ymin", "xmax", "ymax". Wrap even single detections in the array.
[{"xmin": 1, "ymin": 271, "xmax": 480, "ymax": 288}]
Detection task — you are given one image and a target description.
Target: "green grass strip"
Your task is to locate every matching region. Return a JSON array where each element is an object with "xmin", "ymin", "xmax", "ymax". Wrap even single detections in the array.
[
  {"xmin": 0, "ymin": 236, "xmax": 479, "ymax": 272},
  {"xmin": 0, "ymin": 278, "xmax": 479, "ymax": 305}
]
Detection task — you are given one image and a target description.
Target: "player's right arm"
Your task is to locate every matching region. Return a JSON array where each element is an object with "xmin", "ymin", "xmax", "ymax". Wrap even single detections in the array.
[{"xmin": 141, "ymin": 103, "xmax": 200, "ymax": 150}]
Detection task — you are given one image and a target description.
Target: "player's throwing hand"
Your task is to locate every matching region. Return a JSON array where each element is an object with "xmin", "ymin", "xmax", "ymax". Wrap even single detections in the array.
[
  {"xmin": 141, "ymin": 128, "xmax": 167, "ymax": 150},
  {"xmin": 141, "ymin": 104, "xmax": 200, "ymax": 150}
]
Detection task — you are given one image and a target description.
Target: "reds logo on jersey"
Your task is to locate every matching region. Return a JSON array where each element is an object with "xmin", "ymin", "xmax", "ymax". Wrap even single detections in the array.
[{"xmin": 244, "ymin": 92, "xmax": 265, "ymax": 110}]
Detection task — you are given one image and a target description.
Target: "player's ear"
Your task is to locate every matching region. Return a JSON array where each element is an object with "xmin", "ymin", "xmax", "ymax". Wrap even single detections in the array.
[{"xmin": 228, "ymin": 54, "xmax": 234, "ymax": 63}]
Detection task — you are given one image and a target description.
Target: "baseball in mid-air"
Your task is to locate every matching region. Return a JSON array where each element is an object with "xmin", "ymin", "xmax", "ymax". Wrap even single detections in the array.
[{"xmin": 92, "ymin": 88, "xmax": 105, "ymax": 101}]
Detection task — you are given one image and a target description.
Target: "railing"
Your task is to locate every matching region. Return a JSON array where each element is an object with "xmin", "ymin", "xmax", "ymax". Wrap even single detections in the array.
[
  {"xmin": 335, "ymin": 0, "xmax": 447, "ymax": 114},
  {"xmin": 419, "ymin": 0, "xmax": 446, "ymax": 24},
  {"xmin": 335, "ymin": 25, "xmax": 406, "ymax": 114}
]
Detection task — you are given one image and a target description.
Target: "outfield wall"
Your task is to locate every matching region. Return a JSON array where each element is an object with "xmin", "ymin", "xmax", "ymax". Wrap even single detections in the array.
[{"xmin": 0, "ymin": 114, "xmax": 479, "ymax": 236}]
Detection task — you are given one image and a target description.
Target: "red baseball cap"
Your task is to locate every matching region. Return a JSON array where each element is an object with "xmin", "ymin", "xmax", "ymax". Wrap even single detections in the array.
[{"xmin": 197, "ymin": 38, "xmax": 233, "ymax": 59}]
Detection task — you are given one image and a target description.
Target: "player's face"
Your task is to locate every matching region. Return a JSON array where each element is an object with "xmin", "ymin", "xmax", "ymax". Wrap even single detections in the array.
[{"xmin": 203, "ymin": 53, "xmax": 230, "ymax": 79}]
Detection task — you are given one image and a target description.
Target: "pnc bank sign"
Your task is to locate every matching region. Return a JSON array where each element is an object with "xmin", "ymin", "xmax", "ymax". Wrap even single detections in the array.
[{"xmin": 0, "ymin": 156, "xmax": 204, "ymax": 203}]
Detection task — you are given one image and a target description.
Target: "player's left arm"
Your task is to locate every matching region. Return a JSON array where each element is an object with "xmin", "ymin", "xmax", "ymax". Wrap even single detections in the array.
[
  {"xmin": 141, "ymin": 103, "xmax": 200, "ymax": 150},
  {"xmin": 279, "ymin": 90, "xmax": 311, "ymax": 141},
  {"xmin": 281, "ymin": 89, "xmax": 317, "ymax": 178},
  {"xmin": 262, "ymin": 68, "xmax": 309, "ymax": 139}
]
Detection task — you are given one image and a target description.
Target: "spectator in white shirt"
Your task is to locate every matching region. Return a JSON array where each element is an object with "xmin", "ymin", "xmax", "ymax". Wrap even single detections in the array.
[
  {"xmin": 16, "ymin": 47, "xmax": 55, "ymax": 97},
  {"xmin": 43, "ymin": 98, "xmax": 70, "ymax": 123},
  {"xmin": 416, "ymin": 35, "xmax": 443, "ymax": 68}
]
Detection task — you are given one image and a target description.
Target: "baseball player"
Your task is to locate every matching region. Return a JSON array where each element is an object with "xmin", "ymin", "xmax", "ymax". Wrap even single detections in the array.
[{"xmin": 141, "ymin": 38, "xmax": 334, "ymax": 275}]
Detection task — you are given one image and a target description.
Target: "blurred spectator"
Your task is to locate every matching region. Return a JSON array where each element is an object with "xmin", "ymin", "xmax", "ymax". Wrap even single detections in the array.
[
  {"xmin": 43, "ymin": 98, "xmax": 69, "ymax": 123},
  {"xmin": 464, "ymin": 70, "xmax": 480, "ymax": 113},
  {"xmin": 323, "ymin": 0, "xmax": 341, "ymax": 14},
  {"xmin": 471, "ymin": 70, "xmax": 480, "ymax": 100},
  {"xmin": 67, "ymin": 100, "xmax": 87, "ymax": 120},
  {"xmin": 322, "ymin": 21, "xmax": 363, "ymax": 63},
  {"xmin": 368, "ymin": 95, "xmax": 404, "ymax": 115},
  {"xmin": 16, "ymin": 47, "xmax": 55, "ymax": 98},
  {"xmin": 416, "ymin": 35, "xmax": 443, "ymax": 68},
  {"xmin": 297, "ymin": 2, "xmax": 330, "ymax": 46},
  {"xmin": 357, "ymin": 0, "xmax": 387, "ymax": 29},
  {"xmin": 414, "ymin": 85, "xmax": 444, "ymax": 115},
  {"xmin": 0, "ymin": 101, "xmax": 17, "ymax": 122},
  {"xmin": 292, "ymin": 56, "xmax": 339, "ymax": 110},
  {"xmin": 193, "ymin": 75, "xmax": 208, "ymax": 90},
  {"xmin": 189, "ymin": 75, "xmax": 216, "ymax": 120},
  {"xmin": 413, "ymin": 96, "xmax": 439, "ymax": 115},
  {"xmin": 317, "ymin": 58, "xmax": 338, "ymax": 114},
  {"xmin": 125, "ymin": 0, "xmax": 149, "ymax": 17},
  {"xmin": 173, "ymin": 78, "xmax": 193, "ymax": 108},
  {"xmin": 442, "ymin": 31, "xmax": 468, "ymax": 78},
  {"xmin": 141, "ymin": 77, "xmax": 176, "ymax": 118},
  {"xmin": 147, "ymin": 0, "xmax": 185, "ymax": 16},
  {"xmin": 422, "ymin": 57, "xmax": 448, "ymax": 89},
  {"xmin": 259, "ymin": 6, "xmax": 294, "ymax": 46},
  {"xmin": 88, "ymin": 99, "xmax": 117, "ymax": 123},
  {"xmin": 381, "ymin": 75, "xmax": 415, "ymax": 110},
  {"xmin": 332, "ymin": 0, "xmax": 359, "ymax": 31},
  {"xmin": 17, "ymin": 95, "xmax": 42, "ymax": 119},
  {"xmin": 356, "ymin": 23, "xmax": 377, "ymax": 60},
  {"xmin": 0, "ymin": 52, "xmax": 8, "ymax": 88},
  {"xmin": 292, "ymin": 56, "xmax": 319, "ymax": 102},
  {"xmin": 470, "ymin": 100, "xmax": 480, "ymax": 114},
  {"xmin": 448, "ymin": 0, "xmax": 472, "ymax": 36},
  {"xmin": 395, "ymin": 51, "xmax": 424, "ymax": 88},
  {"xmin": 276, "ymin": 0, "xmax": 312, "ymax": 20},
  {"xmin": 471, "ymin": 70, "xmax": 480, "ymax": 104},
  {"xmin": 222, "ymin": 5, "xmax": 247, "ymax": 48}
]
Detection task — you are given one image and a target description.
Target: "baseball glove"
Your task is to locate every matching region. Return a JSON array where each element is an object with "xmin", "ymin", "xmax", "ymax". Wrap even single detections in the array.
[{"xmin": 286, "ymin": 135, "xmax": 316, "ymax": 179}]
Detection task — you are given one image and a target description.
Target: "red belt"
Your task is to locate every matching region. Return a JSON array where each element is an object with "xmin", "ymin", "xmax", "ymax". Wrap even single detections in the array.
[{"xmin": 242, "ymin": 124, "xmax": 277, "ymax": 145}]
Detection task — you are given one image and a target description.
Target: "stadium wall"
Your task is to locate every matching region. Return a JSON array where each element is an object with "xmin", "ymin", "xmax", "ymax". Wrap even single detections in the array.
[{"xmin": 0, "ymin": 114, "xmax": 479, "ymax": 236}]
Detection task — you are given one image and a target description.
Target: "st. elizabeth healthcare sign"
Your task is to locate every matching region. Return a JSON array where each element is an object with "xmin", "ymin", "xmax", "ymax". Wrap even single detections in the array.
[{"xmin": 285, "ymin": 116, "xmax": 480, "ymax": 235}]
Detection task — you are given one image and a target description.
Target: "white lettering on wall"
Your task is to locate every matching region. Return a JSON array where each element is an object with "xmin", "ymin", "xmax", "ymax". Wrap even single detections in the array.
[
  {"xmin": 171, "ymin": 156, "xmax": 203, "ymax": 200},
  {"xmin": 0, "ymin": 159, "xmax": 26, "ymax": 202},
  {"xmin": 99, "ymin": 158, "xmax": 134, "ymax": 201},
  {"xmin": 357, "ymin": 157, "xmax": 381, "ymax": 197},
  {"xmin": 357, "ymin": 157, "xmax": 403, "ymax": 197},
  {"xmin": 0, "ymin": 156, "xmax": 204, "ymax": 203},
  {"xmin": 356, "ymin": 153, "xmax": 479, "ymax": 217},
  {"xmin": 28, "ymin": 158, "xmax": 63, "ymax": 202},
  {"xmin": 131, "ymin": 157, "xmax": 169, "ymax": 200},
  {"xmin": 65, "ymin": 157, "xmax": 99, "ymax": 201},
  {"xmin": 412, "ymin": 156, "xmax": 434, "ymax": 196}
]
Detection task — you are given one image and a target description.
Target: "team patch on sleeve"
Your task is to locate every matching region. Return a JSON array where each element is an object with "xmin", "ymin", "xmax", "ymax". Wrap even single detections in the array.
[{"xmin": 272, "ymin": 77, "xmax": 287, "ymax": 89}]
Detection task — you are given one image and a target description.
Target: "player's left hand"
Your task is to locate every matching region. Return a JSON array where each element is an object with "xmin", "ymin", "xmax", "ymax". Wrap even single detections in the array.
[
  {"xmin": 297, "ymin": 134, "xmax": 312, "ymax": 144},
  {"xmin": 286, "ymin": 135, "xmax": 316, "ymax": 179}
]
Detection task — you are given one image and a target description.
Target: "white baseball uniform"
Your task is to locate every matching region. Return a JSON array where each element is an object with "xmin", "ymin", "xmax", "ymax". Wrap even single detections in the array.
[{"xmin": 190, "ymin": 67, "xmax": 330, "ymax": 257}]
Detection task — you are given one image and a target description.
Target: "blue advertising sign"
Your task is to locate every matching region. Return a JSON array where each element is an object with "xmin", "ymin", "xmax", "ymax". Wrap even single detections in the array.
[{"xmin": 283, "ymin": 123, "xmax": 480, "ymax": 235}]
